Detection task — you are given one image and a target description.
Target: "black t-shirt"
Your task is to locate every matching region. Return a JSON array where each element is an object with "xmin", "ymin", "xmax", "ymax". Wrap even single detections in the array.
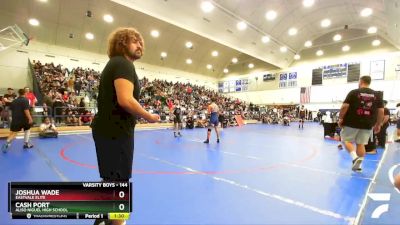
[
  {"xmin": 174, "ymin": 107, "xmax": 182, "ymax": 119},
  {"xmin": 91, "ymin": 56, "xmax": 140, "ymax": 137},
  {"xmin": 4, "ymin": 93, "xmax": 17, "ymax": 107},
  {"xmin": 74, "ymin": 80, "xmax": 82, "ymax": 88},
  {"xmin": 10, "ymin": 96, "xmax": 29, "ymax": 123},
  {"xmin": 343, "ymin": 88, "xmax": 383, "ymax": 129}
]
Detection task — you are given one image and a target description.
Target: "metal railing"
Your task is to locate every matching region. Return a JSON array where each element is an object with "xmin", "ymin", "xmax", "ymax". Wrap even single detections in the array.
[{"xmin": 30, "ymin": 106, "xmax": 97, "ymax": 127}]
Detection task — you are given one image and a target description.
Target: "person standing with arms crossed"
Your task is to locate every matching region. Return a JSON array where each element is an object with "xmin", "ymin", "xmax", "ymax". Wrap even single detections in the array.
[
  {"xmin": 204, "ymin": 98, "xmax": 220, "ymax": 143},
  {"xmin": 338, "ymin": 76, "xmax": 384, "ymax": 172},
  {"xmin": 90, "ymin": 27, "xmax": 160, "ymax": 225},
  {"xmin": 2, "ymin": 89, "xmax": 34, "ymax": 152}
]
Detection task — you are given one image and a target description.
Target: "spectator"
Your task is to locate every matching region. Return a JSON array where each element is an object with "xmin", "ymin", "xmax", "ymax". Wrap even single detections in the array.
[
  {"xmin": 80, "ymin": 110, "xmax": 93, "ymax": 125},
  {"xmin": 74, "ymin": 77, "xmax": 82, "ymax": 96},
  {"xmin": 68, "ymin": 77, "xmax": 75, "ymax": 92},
  {"xmin": 24, "ymin": 87, "xmax": 37, "ymax": 107},
  {"xmin": 395, "ymin": 103, "xmax": 400, "ymax": 142},
  {"xmin": 39, "ymin": 117, "xmax": 58, "ymax": 138}
]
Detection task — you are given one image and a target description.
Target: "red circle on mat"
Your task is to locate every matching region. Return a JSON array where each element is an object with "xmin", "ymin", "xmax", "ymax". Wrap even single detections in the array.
[{"xmin": 60, "ymin": 140, "xmax": 319, "ymax": 175}]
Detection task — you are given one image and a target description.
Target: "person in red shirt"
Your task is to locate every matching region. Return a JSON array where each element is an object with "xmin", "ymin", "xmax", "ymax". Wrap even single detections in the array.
[
  {"xmin": 167, "ymin": 98, "xmax": 174, "ymax": 111},
  {"xmin": 24, "ymin": 87, "xmax": 37, "ymax": 107},
  {"xmin": 62, "ymin": 91, "xmax": 69, "ymax": 102},
  {"xmin": 80, "ymin": 110, "xmax": 93, "ymax": 125},
  {"xmin": 186, "ymin": 86, "xmax": 192, "ymax": 94}
]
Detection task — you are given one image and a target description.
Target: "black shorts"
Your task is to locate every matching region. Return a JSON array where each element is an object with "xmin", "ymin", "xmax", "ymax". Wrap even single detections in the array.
[
  {"xmin": 10, "ymin": 122, "xmax": 31, "ymax": 132},
  {"xmin": 397, "ymin": 119, "xmax": 400, "ymax": 129},
  {"xmin": 299, "ymin": 116, "xmax": 305, "ymax": 120},
  {"xmin": 174, "ymin": 117, "xmax": 182, "ymax": 124},
  {"xmin": 92, "ymin": 129, "xmax": 134, "ymax": 180}
]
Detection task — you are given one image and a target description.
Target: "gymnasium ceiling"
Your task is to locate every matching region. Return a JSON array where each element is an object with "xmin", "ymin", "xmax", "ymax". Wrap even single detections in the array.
[{"xmin": 0, "ymin": 0, "xmax": 399, "ymax": 77}]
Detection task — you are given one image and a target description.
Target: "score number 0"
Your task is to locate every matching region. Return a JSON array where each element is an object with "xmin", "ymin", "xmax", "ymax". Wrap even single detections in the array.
[{"xmin": 118, "ymin": 191, "xmax": 125, "ymax": 211}]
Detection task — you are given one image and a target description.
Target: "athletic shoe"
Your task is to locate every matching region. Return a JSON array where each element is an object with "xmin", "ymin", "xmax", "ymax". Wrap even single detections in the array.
[
  {"xmin": 178, "ymin": 133, "xmax": 182, "ymax": 137},
  {"xmin": 352, "ymin": 157, "xmax": 363, "ymax": 172},
  {"xmin": 174, "ymin": 133, "xmax": 177, "ymax": 138},
  {"xmin": 217, "ymin": 139, "xmax": 220, "ymax": 143},
  {"xmin": 203, "ymin": 139, "xmax": 209, "ymax": 144},
  {"xmin": 2, "ymin": 143, "xmax": 10, "ymax": 153},
  {"xmin": 23, "ymin": 143, "xmax": 34, "ymax": 149}
]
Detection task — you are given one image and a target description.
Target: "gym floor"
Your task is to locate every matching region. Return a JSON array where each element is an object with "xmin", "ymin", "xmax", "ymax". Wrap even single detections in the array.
[{"xmin": 0, "ymin": 123, "xmax": 399, "ymax": 225}]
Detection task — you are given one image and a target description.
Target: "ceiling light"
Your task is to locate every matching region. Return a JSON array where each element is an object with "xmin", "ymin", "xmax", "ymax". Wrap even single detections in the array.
[
  {"xmin": 211, "ymin": 51, "xmax": 219, "ymax": 57},
  {"xmin": 151, "ymin": 30, "xmax": 159, "ymax": 38},
  {"xmin": 28, "ymin": 18, "xmax": 40, "ymax": 26},
  {"xmin": 316, "ymin": 50, "xmax": 324, "ymax": 56},
  {"xmin": 367, "ymin": 26, "xmax": 377, "ymax": 34},
  {"xmin": 160, "ymin": 52, "xmax": 167, "ymax": 58},
  {"xmin": 186, "ymin": 59, "xmax": 192, "ymax": 64},
  {"xmin": 261, "ymin": 36, "xmax": 270, "ymax": 43},
  {"xmin": 206, "ymin": 64, "xmax": 212, "ymax": 69},
  {"xmin": 85, "ymin": 32, "xmax": 94, "ymax": 40},
  {"xmin": 231, "ymin": 58, "xmax": 238, "ymax": 63},
  {"xmin": 185, "ymin": 41, "xmax": 193, "ymax": 49},
  {"xmin": 303, "ymin": 0, "xmax": 315, "ymax": 7},
  {"xmin": 342, "ymin": 45, "xmax": 350, "ymax": 52},
  {"xmin": 333, "ymin": 34, "xmax": 342, "ymax": 41},
  {"xmin": 38, "ymin": 0, "xmax": 48, "ymax": 2},
  {"xmin": 360, "ymin": 8, "xmax": 373, "ymax": 17},
  {"xmin": 223, "ymin": 68, "xmax": 229, "ymax": 73},
  {"xmin": 103, "ymin": 14, "xmax": 113, "ymax": 23},
  {"xmin": 280, "ymin": 46, "xmax": 288, "ymax": 53},
  {"xmin": 304, "ymin": 40, "xmax": 312, "ymax": 47},
  {"xmin": 201, "ymin": 1, "xmax": 214, "ymax": 13},
  {"xmin": 372, "ymin": 39, "xmax": 381, "ymax": 46},
  {"xmin": 288, "ymin": 27, "xmax": 298, "ymax": 36},
  {"xmin": 294, "ymin": 54, "xmax": 301, "ymax": 60},
  {"xmin": 237, "ymin": 21, "xmax": 247, "ymax": 30},
  {"xmin": 321, "ymin": 19, "xmax": 331, "ymax": 28},
  {"xmin": 248, "ymin": 63, "xmax": 254, "ymax": 69},
  {"xmin": 265, "ymin": 10, "xmax": 277, "ymax": 21}
]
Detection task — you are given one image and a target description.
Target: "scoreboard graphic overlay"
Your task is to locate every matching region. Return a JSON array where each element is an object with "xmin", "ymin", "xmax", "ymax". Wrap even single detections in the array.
[{"xmin": 9, "ymin": 182, "xmax": 131, "ymax": 220}]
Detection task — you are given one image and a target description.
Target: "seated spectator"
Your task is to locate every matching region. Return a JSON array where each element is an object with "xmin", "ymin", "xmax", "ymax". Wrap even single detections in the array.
[
  {"xmin": 39, "ymin": 117, "xmax": 58, "ymax": 138},
  {"xmin": 80, "ymin": 110, "xmax": 93, "ymax": 125},
  {"xmin": 66, "ymin": 110, "xmax": 79, "ymax": 126},
  {"xmin": 283, "ymin": 115, "xmax": 290, "ymax": 126},
  {"xmin": 186, "ymin": 116, "xmax": 194, "ymax": 129},
  {"xmin": 196, "ymin": 118, "xmax": 207, "ymax": 128}
]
